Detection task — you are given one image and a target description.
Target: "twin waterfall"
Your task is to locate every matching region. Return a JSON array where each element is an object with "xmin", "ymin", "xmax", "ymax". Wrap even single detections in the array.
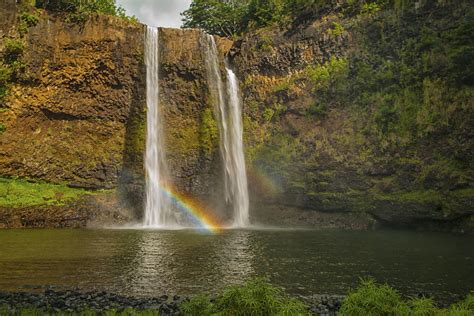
[{"xmin": 143, "ymin": 27, "xmax": 249, "ymax": 229}]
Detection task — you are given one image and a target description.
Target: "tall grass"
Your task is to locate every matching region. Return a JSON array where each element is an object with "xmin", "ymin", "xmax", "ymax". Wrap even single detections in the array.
[
  {"xmin": 180, "ymin": 278, "xmax": 307, "ymax": 315},
  {"xmin": 339, "ymin": 278, "xmax": 474, "ymax": 316}
]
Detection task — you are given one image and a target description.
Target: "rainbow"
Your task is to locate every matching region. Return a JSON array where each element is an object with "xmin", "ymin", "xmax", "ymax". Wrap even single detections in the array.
[
  {"xmin": 160, "ymin": 184, "xmax": 222, "ymax": 233},
  {"xmin": 247, "ymin": 166, "xmax": 282, "ymax": 197}
]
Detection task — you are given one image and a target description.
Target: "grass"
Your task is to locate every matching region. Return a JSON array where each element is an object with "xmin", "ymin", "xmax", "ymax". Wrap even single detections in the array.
[
  {"xmin": 0, "ymin": 279, "xmax": 472, "ymax": 315},
  {"xmin": 181, "ymin": 278, "xmax": 307, "ymax": 315},
  {"xmin": 339, "ymin": 278, "xmax": 474, "ymax": 316},
  {"xmin": 0, "ymin": 177, "xmax": 98, "ymax": 208}
]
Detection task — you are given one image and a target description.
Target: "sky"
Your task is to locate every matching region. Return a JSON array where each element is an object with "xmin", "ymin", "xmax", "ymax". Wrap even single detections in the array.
[{"xmin": 116, "ymin": 0, "xmax": 192, "ymax": 28}]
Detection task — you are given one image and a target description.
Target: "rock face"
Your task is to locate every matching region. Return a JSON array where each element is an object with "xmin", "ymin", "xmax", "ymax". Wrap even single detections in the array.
[
  {"xmin": 0, "ymin": 8, "xmax": 145, "ymax": 190},
  {"xmin": 0, "ymin": 3, "xmax": 232, "ymax": 225},
  {"xmin": 231, "ymin": 2, "xmax": 474, "ymax": 232}
]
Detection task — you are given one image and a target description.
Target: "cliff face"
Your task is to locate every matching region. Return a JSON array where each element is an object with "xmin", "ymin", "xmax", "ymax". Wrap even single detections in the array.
[
  {"xmin": 0, "ymin": 9, "xmax": 145, "ymax": 190},
  {"xmin": 0, "ymin": 3, "xmax": 231, "ymax": 225},
  {"xmin": 232, "ymin": 1, "xmax": 474, "ymax": 232}
]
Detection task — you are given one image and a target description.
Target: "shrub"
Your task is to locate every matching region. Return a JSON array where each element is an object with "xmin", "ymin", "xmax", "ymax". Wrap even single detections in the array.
[
  {"xmin": 327, "ymin": 22, "xmax": 345, "ymax": 36},
  {"xmin": 339, "ymin": 278, "xmax": 410, "ymax": 315},
  {"xmin": 308, "ymin": 102, "xmax": 328, "ymax": 116},
  {"xmin": 20, "ymin": 12, "xmax": 39, "ymax": 27},
  {"xmin": 19, "ymin": 11, "xmax": 40, "ymax": 36},
  {"xmin": 408, "ymin": 297, "xmax": 438, "ymax": 316},
  {"xmin": 180, "ymin": 295, "xmax": 214, "ymax": 316},
  {"xmin": 180, "ymin": 278, "xmax": 307, "ymax": 315},
  {"xmin": 0, "ymin": 63, "xmax": 13, "ymax": 100},
  {"xmin": 263, "ymin": 107, "xmax": 275, "ymax": 122},
  {"xmin": 3, "ymin": 39, "xmax": 24, "ymax": 64},
  {"xmin": 215, "ymin": 278, "xmax": 307, "ymax": 314},
  {"xmin": 0, "ymin": 124, "xmax": 5, "ymax": 133},
  {"xmin": 361, "ymin": 3, "xmax": 381, "ymax": 16}
]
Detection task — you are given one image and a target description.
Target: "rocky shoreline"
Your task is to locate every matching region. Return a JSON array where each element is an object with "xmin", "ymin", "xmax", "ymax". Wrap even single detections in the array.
[{"xmin": 0, "ymin": 290, "xmax": 343, "ymax": 315}]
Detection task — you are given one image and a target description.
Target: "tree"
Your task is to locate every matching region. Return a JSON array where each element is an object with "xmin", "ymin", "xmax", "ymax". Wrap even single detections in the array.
[
  {"xmin": 243, "ymin": 0, "xmax": 285, "ymax": 28},
  {"xmin": 181, "ymin": 0, "xmax": 248, "ymax": 38},
  {"xmin": 35, "ymin": 0, "xmax": 133, "ymax": 20}
]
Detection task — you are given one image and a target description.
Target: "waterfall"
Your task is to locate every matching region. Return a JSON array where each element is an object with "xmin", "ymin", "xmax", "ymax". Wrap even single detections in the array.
[
  {"xmin": 203, "ymin": 34, "xmax": 250, "ymax": 227},
  {"xmin": 144, "ymin": 26, "xmax": 174, "ymax": 227},
  {"xmin": 225, "ymin": 66, "xmax": 250, "ymax": 227}
]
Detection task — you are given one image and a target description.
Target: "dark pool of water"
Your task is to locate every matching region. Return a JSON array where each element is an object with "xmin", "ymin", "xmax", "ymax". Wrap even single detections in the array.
[{"xmin": 0, "ymin": 228, "xmax": 472, "ymax": 302}]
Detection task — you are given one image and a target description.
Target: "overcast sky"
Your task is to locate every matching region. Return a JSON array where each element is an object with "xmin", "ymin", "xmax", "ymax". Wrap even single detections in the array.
[{"xmin": 116, "ymin": 0, "xmax": 192, "ymax": 28}]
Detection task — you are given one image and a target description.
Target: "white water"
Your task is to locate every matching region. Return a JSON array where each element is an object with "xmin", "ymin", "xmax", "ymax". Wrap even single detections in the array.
[
  {"xmin": 203, "ymin": 34, "xmax": 250, "ymax": 227},
  {"xmin": 144, "ymin": 26, "xmax": 175, "ymax": 227},
  {"xmin": 225, "ymin": 66, "xmax": 250, "ymax": 227}
]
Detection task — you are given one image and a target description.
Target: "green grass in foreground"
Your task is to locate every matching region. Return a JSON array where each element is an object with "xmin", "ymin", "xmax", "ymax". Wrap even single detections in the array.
[
  {"xmin": 339, "ymin": 279, "xmax": 474, "ymax": 316},
  {"xmin": 181, "ymin": 278, "xmax": 307, "ymax": 315},
  {"xmin": 0, "ymin": 279, "xmax": 473, "ymax": 315},
  {"xmin": 0, "ymin": 177, "xmax": 100, "ymax": 208}
]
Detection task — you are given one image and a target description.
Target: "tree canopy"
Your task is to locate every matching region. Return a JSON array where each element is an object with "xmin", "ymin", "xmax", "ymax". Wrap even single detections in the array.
[
  {"xmin": 181, "ymin": 0, "xmax": 336, "ymax": 37},
  {"xmin": 35, "ymin": 0, "xmax": 135, "ymax": 21}
]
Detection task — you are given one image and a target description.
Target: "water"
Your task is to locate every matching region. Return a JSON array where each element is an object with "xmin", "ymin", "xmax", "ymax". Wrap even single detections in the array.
[
  {"xmin": 225, "ymin": 66, "xmax": 249, "ymax": 226},
  {"xmin": 0, "ymin": 229, "xmax": 472, "ymax": 303},
  {"xmin": 144, "ymin": 26, "xmax": 174, "ymax": 227},
  {"xmin": 203, "ymin": 34, "xmax": 249, "ymax": 226}
]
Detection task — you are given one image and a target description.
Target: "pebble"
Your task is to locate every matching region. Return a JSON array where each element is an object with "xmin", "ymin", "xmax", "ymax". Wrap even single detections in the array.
[{"xmin": 0, "ymin": 290, "xmax": 183, "ymax": 314}]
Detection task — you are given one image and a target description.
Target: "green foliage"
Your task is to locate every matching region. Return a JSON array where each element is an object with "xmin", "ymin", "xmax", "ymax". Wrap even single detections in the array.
[
  {"xmin": 0, "ymin": 64, "xmax": 12, "ymax": 99},
  {"xmin": 326, "ymin": 22, "xmax": 345, "ymax": 36},
  {"xmin": 339, "ymin": 279, "xmax": 474, "ymax": 315},
  {"xmin": 0, "ymin": 177, "xmax": 98, "ymax": 208},
  {"xmin": 181, "ymin": 0, "xmax": 329, "ymax": 37},
  {"xmin": 263, "ymin": 107, "xmax": 275, "ymax": 122},
  {"xmin": 0, "ymin": 38, "xmax": 26, "ymax": 100},
  {"xmin": 19, "ymin": 11, "xmax": 40, "ymax": 36},
  {"xmin": 199, "ymin": 107, "xmax": 219, "ymax": 155},
  {"xmin": 35, "ymin": 0, "xmax": 137, "ymax": 22},
  {"xmin": 20, "ymin": 11, "xmax": 39, "ymax": 27},
  {"xmin": 307, "ymin": 102, "xmax": 328, "ymax": 116},
  {"xmin": 339, "ymin": 278, "xmax": 411, "ymax": 315},
  {"xmin": 408, "ymin": 297, "xmax": 438, "ymax": 315},
  {"xmin": 180, "ymin": 294, "xmax": 214, "ymax": 315},
  {"xmin": 1, "ymin": 280, "xmax": 473, "ymax": 315},
  {"xmin": 181, "ymin": 0, "xmax": 248, "ymax": 37},
  {"xmin": 361, "ymin": 2, "xmax": 382, "ymax": 15},
  {"xmin": 244, "ymin": 0, "xmax": 286, "ymax": 29},
  {"xmin": 0, "ymin": 123, "xmax": 5, "ymax": 133},
  {"xmin": 3, "ymin": 39, "xmax": 24, "ymax": 64},
  {"xmin": 306, "ymin": 57, "xmax": 349, "ymax": 92},
  {"xmin": 181, "ymin": 278, "xmax": 307, "ymax": 315},
  {"xmin": 302, "ymin": 57, "xmax": 349, "ymax": 113}
]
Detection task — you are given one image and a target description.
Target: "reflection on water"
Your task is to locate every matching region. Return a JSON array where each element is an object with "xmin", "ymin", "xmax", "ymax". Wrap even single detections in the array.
[{"xmin": 0, "ymin": 229, "xmax": 473, "ymax": 302}]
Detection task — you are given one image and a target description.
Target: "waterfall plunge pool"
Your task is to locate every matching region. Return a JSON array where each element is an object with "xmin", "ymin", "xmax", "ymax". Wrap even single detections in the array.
[{"xmin": 0, "ymin": 228, "xmax": 472, "ymax": 303}]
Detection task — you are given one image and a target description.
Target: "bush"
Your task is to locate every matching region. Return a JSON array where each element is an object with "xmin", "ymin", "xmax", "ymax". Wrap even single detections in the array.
[
  {"xmin": 339, "ymin": 278, "xmax": 410, "ymax": 315},
  {"xmin": 20, "ymin": 12, "xmax": 39, "ymax": 27},
  {"xmin": 180, "ymin": 278, "xmax": 307, "ymax": 315},
  {"xmin": 408, "ymin": 297, "xmax": 438, "ymax": 316},
  {"xmin": 3, "ymin": 39, "xmax": 24, "ymax": 64},
  {"xmin": 19, "ymin": 11, "xmax": 40, "ymax": 36},
  {"xmin": 307, "ymin": 102, "xmax": 328, "ymax": 116},
  {"xmin": 340, "ymin": 279, "xmax": 474, "ymax": 316},
  {"xmin": 180, "ymin": 295, "xmax": 214, "ymax": 315}
]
